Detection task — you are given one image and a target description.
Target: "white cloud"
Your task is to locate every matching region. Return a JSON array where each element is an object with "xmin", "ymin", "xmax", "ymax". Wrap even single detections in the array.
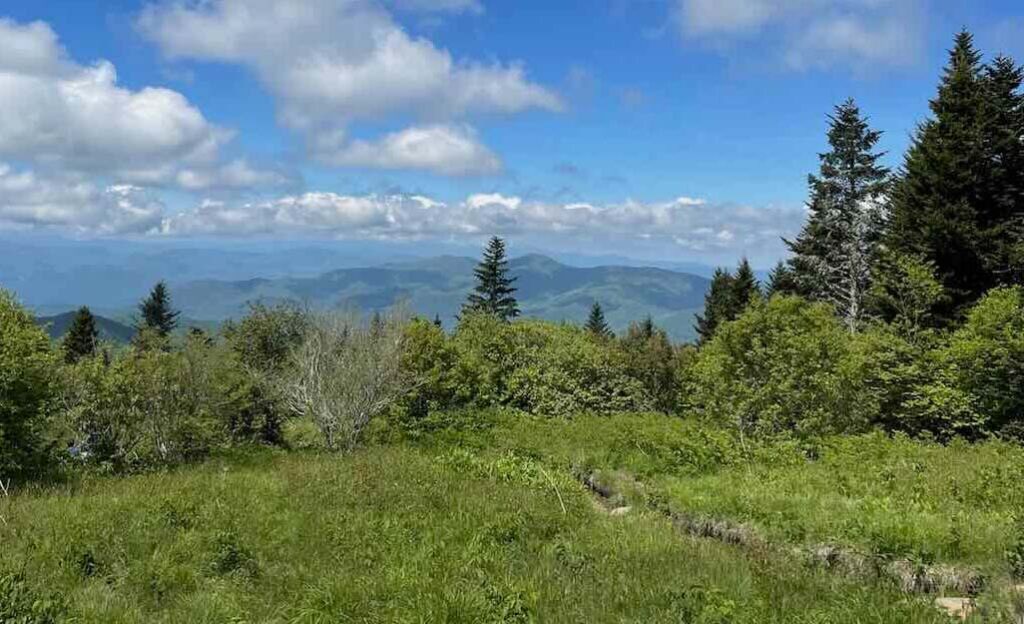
[
  {"xmin": 158, "ymin": 190, "xmax": 805, "ymax": 259},
  {"xmin": 0, "ymin": 19, "xmax": 228, "ymax": 180},
  {"xmin": 317, "ymin": 124, "xmax": 501, "ymax": 175},
  {"xmin": 387, "ymin": 0, "xmax": 483, "ymax": 14},
  {"xmin": 674, "ymin": 0, "xmax": 925, "ymax": 71},
  {"xmin": 137, "ymin": 0, "xmax": 562, "ymax": 174},
  {"xmin": 0, "ymin": 18, "xmax": 290, "ymax": 194},
  {"xmin": 0, "ymin": 163, "xmax": 164, "ymax": 234},
  {"xmin": 175, "ymin": 159, "xmax": 293, "ymax": 191}
]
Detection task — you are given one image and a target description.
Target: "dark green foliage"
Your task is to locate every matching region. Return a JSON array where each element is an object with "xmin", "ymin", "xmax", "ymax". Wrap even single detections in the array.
[
  {"xmin": 980, "ymin": 55, "xmax": 1024, "ymax": 286},
  {"xmin": 584, "ymin": 301, "xmax": 613, "ymax": 339},
  {"xmin": 764, "ymin": 261, "xmax": 798, "ymax": 298},
  {"xmin": 463, "ymin": 236, "xmax": 520, "ymax": 321},
  {"xmin": 135, "ymin": 281, "xmax": 180, "ymax": 339},
  {"xmin": 868, "ymin": 251, "xmax": 948, "ymax": 336},
  {"xmin": 620, "ymin": 318, "xmax": 678, "ymax": 412},
  {"xmin": 694, "ymin": 268, "xmax": 735, "ymax": 344},
  {"xmin": 0, "ymin": 290, "xmax": 56, "ymax": 481},
  {"xmin": 786, "ymin": 99, "xmax": 889, "ymax": 329},
  {"xmin": 731, "ymin": 258, "xmax": 760, "ymax": 308},
  {"xmin": 694, "ymin": 260, "xmax": 760, "ymax": 344},
  {"xmin": 887, "ymin": 31, "xmax": 1022, "ymax": 321},
  {"xmin": 222, "ymin": 303, "xmax": 309, "ymax": 445},
  {"xmin": 62, "ymin": 306, "xmax": 98, "ymax": 364}
]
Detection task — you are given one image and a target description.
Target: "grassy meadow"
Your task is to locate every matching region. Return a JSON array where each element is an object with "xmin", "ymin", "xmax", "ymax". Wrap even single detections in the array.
[{"xmin": 3, "ymin": 412, "xmax": 1022, "ymax": 622}]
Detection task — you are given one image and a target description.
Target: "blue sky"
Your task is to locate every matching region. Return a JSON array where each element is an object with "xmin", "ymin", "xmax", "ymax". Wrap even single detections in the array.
[{"xmin": 0, "ymin": 1, "xmax": 1022, "ymax": 265}]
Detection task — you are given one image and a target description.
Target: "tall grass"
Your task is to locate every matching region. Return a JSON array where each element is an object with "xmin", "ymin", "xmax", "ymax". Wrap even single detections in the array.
[{"xmin": 2, "ymin": 441, "xmax": 950, "ymax": 623}]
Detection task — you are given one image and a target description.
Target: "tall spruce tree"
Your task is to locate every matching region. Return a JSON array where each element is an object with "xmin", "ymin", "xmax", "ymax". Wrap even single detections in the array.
[
  {"xmin": 585, "ymin": 301, "xmax": 613, "ymax": 339},
  {"xmin": 694, "ymin": 268, "xmax": 735, "ymax": 344},
  {"xmin": 786, "ymin": 98, "xmax": 889, "ymax": 331},
  {"xmin": 63, "ymin": 306, "xmax": 98, "ymax": 364},
  {"xmin": 732, "ymin": 258, "xmax": 761, "ymax": 308},
  {"xmin": 887, "ymin": 31, "xmax": 990, "ymax": 322},
  {"xmin": 980, "ymin": 55, "xmax": 1024, "ymax": 285},
  {"xmin": 463, "ymin": 236, "xmax": 519, "ymax": 321},
  {"xmin": 765, "ymin": 261, "xmax": 799, "ymax": 297},
  {"xmin": 136, "ymin": 281, "xmax": 180, "ymax": 338}
]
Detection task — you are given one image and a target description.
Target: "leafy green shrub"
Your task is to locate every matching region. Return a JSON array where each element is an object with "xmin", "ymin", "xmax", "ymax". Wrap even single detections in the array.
[
  {"xmin": 447, "ymin": 313, "xmax": 649, "ymax": 417},
  {"xmin": 0, "ymin": 573, "xmax": 66, "ymax": 623},
  {"xmin": 58, "ymin": 336, "xmax": 238, "ymax": 470},
  {"xmin": 0, "ymin": 290, "xmax": 57, "ymax": 480},
  {"xmin": 680, "ymin": 295, "xmax": 875, "ymax": 437},
  {"xmin": 942, "ymin": 286, "xmax": 1024, "ymax": 437},
  {"xmin": 620, "ymin": 318, "xmax": 681, "ymax": 413},
  {"xmin": 222, "ymin": 303, "xmax": 309, "ymax": 444}
]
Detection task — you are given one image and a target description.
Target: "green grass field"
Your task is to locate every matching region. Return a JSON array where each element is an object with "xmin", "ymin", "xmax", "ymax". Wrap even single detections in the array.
[{"xmin": 3, "ymin": 411, "xmax": 1022, "ymax": 622}]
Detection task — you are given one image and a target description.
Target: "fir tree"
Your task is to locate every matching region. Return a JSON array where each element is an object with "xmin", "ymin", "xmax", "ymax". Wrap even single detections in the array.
[
  {"xmin": 732, "ymin": 258, "xmax": 761, "ymax": 308},
  {"xmin": 63, "ymin": 306, "xmax": 98, "ymax": 364},
  {"xmin": 765, "ymin": 261, "xmax": 799, "ymax": 297},
  {"xmin": 887, "ymin": 31, "xmax": 989, "ymax": 321},
  {"xmin": 980, "ymin": 55, "xmax": 1024, "ymax": 285},
  {"xmin": 462, "ymin": 236, "xmax": 519, "ymax": 321},
  {"xmin": 585, "ymin": 301, "xmax": 613, "ymax": 339},
  {"xmin": 694, "ymin": 268, "xmax": 735, "ymax": 344},
  {"xmin": 786, "ymin": 98, "xmax": 889, "ymax": 331},
  {"xmin": 136, "ymin": 281, "xmax": 180, "ymax": 338}
]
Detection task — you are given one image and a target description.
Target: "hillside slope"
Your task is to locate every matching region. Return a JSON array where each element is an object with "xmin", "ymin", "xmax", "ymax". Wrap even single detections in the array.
[
  {"xmin": 172, "ymin": 254, "xmax": 710, "ymax": 341},
  {"xmin": 35, "ymin": 310, "xmax": 135, "ymax": 343}
]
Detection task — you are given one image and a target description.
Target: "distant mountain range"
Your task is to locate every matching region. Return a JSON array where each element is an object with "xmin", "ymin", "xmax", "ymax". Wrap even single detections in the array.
[
  {"xmin": 171, "ymin": 254, "xmax": 710, "ymax": 341},
  {"xmin": 6, "ymin": 239, "xmax": 718, "ymax": 341},
  {"xmin": 36, "ymin": 311, "xmax": 135, "ymax": 344}
]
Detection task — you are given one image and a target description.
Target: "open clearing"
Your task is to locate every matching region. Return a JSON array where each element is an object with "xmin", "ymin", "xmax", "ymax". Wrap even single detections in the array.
[{"xmin": 7, "ymin": 412, "xmax": 1022, "ymax": 622}]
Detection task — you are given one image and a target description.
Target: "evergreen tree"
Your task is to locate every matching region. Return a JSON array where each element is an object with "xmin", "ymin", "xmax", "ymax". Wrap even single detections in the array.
[
  {"xmin": 694, "ymin": 268, "xmax": 735, "ymax": 344},
  {"xmin": 980, "ymin": 55, "xmax": 1024, "ymax": 285},
  {"xmin": 462, "ymin": 236, "xmax": 519, "ymax": 321},
  {"xmin": 585, "ymin": 301, "xmax": 613, "ymax": 339},
  {"xmin": 765, "ymin": 261, "xmax": 799, "ymax": 297},
  {"xmin": 887, "ymin": 31, "xmax": 990, "ymax": 322},
  {"xmin": 136, "ymin": 281, "xmax": 180, "ymax": 338},
  {"xmin": 732, "ymin": 258, "xmax": 761, "ymax": 308},
  {"xmin": 786, "ymin": 98, "xmax": 889, "ymax": 331},
  {"xmin": 63, "ymin": 306, "xmax": 98, "ymax": 364}
]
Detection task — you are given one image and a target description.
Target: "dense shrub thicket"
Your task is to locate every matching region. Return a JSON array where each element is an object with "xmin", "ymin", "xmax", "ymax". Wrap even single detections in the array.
[
  {"xmin": 402, "ymin": 313, "xmax": 652, "ymax": 419},
  {"xmin": 0, "ymin": 290, "xmax": 58, "ymax": 480}
]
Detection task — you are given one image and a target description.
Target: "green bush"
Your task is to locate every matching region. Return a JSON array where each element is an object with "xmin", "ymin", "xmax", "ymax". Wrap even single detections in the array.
[
  {"xmin": 58, "ymin": 336, "xmax": 239, "ymax": 470},
  {"xmin": 620, "ymin": 319, "xmax": 681, "ymax": 413},
  {"xmin": 942, "ymin": 286, "xmax": 1024, "ymax": 438},
  {"xmin": 222, "ymin": 303, "xmax": 309, "ymax": 444},
  {"xmin": 0, "ymin": 289, "xmax": 57, "ymax": 480},
  {"xmin": 409, "ymin": 313, "xmax": 650, "ymax": 418},
  {"xmin": 680, "ymin": 295, "xmax": 875, "ymax": 437}
]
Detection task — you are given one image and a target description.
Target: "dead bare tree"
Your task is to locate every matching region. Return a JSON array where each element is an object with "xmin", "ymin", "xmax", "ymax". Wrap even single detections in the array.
[{"xmin": 281, "ymin": 308, "xmax": 412, "ymax": 451}]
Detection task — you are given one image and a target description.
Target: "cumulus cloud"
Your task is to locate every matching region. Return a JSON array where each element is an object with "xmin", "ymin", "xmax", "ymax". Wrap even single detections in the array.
[
  {"xmin": 0, "ymin": 18, "xmax": 287, "ymax": 191},
  {"xmin": 137, "ymin": 0, "xmax": 561, "ymax": 174},
  {"xmin": 0, "ymin": 163, "xmax": 164, "ymax": 235},
  {"xmin": 316, "ymin": 125, "xmax": 501, "ymax": 176},
  {"xmin": 175, "ymin": 159, "xmax": 294, "ymax": 191},
  {"xmin": 674, "ymin": 0, "xmax": 925, "ymax": 71},
  {"xmin": 158, "ymin": 191, "xmax": 805, "ymax": 259}
]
